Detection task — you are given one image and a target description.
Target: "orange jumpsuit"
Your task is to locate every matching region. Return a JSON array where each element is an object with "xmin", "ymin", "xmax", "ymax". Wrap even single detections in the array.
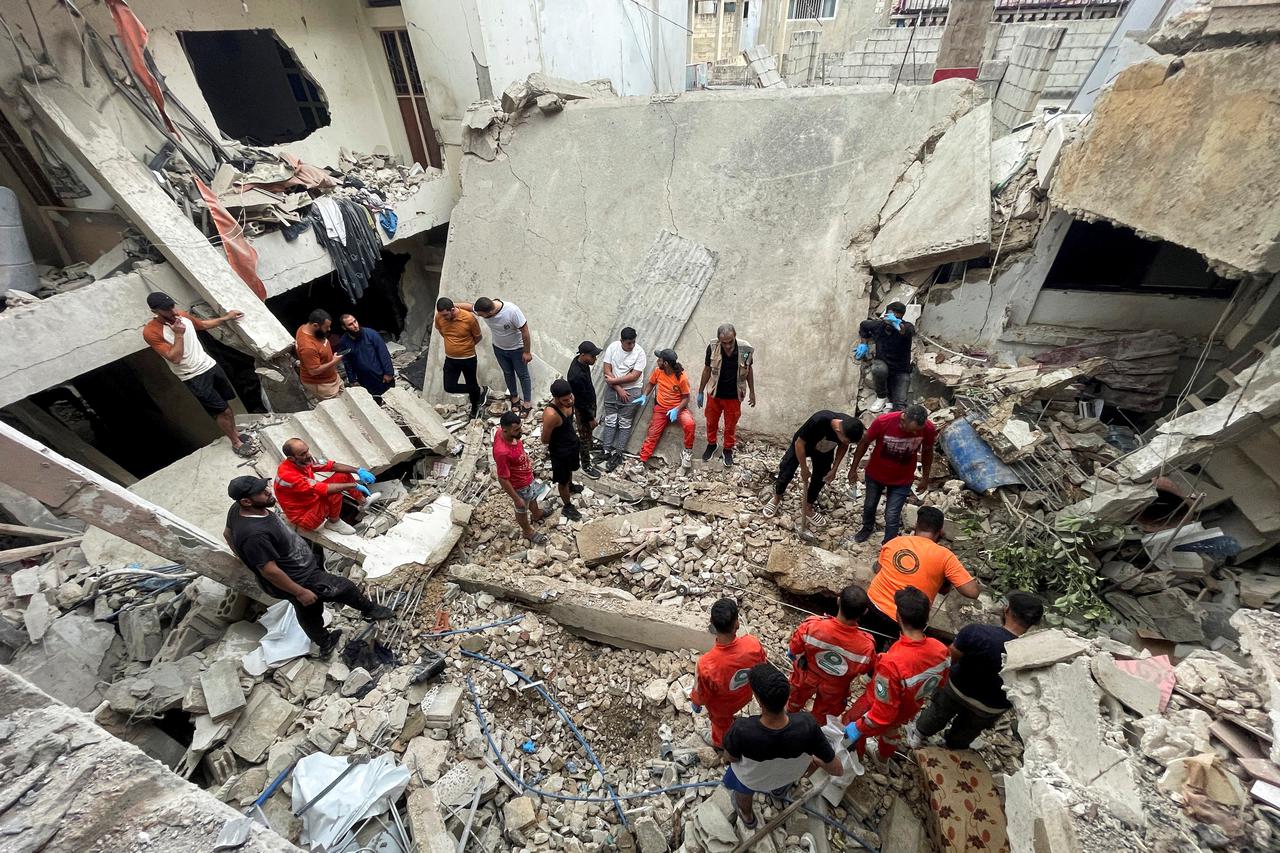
[
  {"xmin": 786, "ymin": 616, "xmax": 877, "ymax": 724},
  {"xmin": 275, "ymin": 458, "xmax": 359, "ymax": 531},
  {"xmin": 690, "ymin": 634, "xmax": 767, "ymax": 747},
  {"xmin": 842, "ymin": 634, "xmax": 949, "ymax": 760}
]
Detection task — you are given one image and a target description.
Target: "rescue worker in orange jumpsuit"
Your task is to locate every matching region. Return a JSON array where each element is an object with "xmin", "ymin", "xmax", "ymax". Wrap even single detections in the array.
[
  {"xmin": 842, "ymin": 587, "xmax": 949, "ymax": 761},
  {"xmin": 274, "ymin": 437, "xmax": 381, "ymax": 535},
  {"xmin": 786, "ymin": 584, "xmax": 877, "ymax": 724},
  {"xmin": 691, "ymin": 598, "xmax": 768, "ymax": 748}
]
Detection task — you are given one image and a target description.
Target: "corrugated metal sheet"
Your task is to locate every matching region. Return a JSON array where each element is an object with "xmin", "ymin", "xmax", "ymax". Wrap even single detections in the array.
[{"xmin": 592, "ymin": 229, "xmax": 718, "ymax": 430}]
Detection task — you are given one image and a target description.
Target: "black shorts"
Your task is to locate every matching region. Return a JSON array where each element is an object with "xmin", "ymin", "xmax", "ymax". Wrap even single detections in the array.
[
  {"xmin": 550, "ymin": 452, "xmax": 580, "ymax": 484},
  {"xmin": 184, "ymin": 365, "xmax": 237, "ymax": 415}
]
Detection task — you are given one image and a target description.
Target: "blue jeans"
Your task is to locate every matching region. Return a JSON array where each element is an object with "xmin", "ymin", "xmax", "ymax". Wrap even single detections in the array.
[
  {"xmin": 492, "ymin": 346, "xmax": 532, "ymax": 404},
  {"xmin": 861, "ymin": 476, "xmax": 913, "ymax": 542}
]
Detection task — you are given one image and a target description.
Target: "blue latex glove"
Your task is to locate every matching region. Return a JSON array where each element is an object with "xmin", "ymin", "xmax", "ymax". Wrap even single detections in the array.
[
  {"xmin": 355, "ymin": 484, "xmax": 372, "ymax": 497},
  {"xmin": 356, "ymin": 468, "xmax": 376, "ymax": 485},
  {"xmin": 843, "ymin": 721, "xmax": 863, "ymax": 744},
  {"xmin": 854, "ymin": 343, "xmax": 869, "ymax": 360},
  {"xmin": 633, "ymin": 394, "xmax": 647, "ymax": 407},
  {"xmin": 691, "ymin": 702, "xmax": 702, "ymax": 713},
  {"xmin": 696, "ymin": 391, "xmax": 705, "ymax": 408},
  {"xmin": 884, "ymin": 314, "xmax": 903, "ymax": 330},
  {"xmin": 667, "ymin": 407, "xmax": 679, "ymax": 423},
  {"xmin": 786, "ymin": 650, "xmax": 797, "ymax": 662}
]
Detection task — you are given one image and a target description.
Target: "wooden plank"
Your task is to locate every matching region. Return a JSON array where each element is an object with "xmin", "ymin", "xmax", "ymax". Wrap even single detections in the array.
[
  {"xmin": 0, "ymin": 536, "xmax": 82, "ymax": 563},
  {"xmin": 0, "ymin": 522, "xmax": 77, "ymax": 539}
]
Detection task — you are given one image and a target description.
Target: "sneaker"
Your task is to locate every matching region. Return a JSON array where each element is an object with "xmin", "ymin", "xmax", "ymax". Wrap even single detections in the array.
[
  {"xmin": 315, "ymin": 629, "xmax": 343, "ymax": 658},
  {"xmin": 852, "ymin": 526, "xmax": 873, "ymax": 543},
  {"xmin": 701, "ymin": 443, "xmax": 718, "ymax": 462},
  {"xmin": 364, "ymin": 604, "xmax": 395, "ymax": 621},
  {"xmin": 808, "ymin": 511, "xmax": 829, "ymax": 528},
  {"xmin": 604, "ymin": 452, "xmax": 621, "ymax": 473},
  {"xmin": 562, "ymin": 504, "xmax": 582, "ymax": 522},
  {"xmin": 581, "ymin": 462, "xmax": 602, "ymax": 480},
  {"xmin": 868, "ymin": 397, "xmax": 889, "ymax": 414},
  {"xmin": 904, "ymin": 722, "xmax": 923, "ymax": 749},
  {"xmin": 722, "ymin": 448, "xmax": 734, "ymax": 467},
  {"xmin": 569, "ymin": 482, "xmax": 584, "ymax": 494},
  {"xmin": 680, "ymin": 449, "xmax": 692, "ymax": 469},
  {"xmin": 325, "ymin": 518, "xmax": 358, "ymax": 535}
]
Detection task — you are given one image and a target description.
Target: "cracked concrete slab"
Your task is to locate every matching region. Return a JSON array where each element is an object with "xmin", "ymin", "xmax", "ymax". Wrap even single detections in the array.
[{"xmin": 429, "ymin": 83, "xmax": 987, "ymax": 440}]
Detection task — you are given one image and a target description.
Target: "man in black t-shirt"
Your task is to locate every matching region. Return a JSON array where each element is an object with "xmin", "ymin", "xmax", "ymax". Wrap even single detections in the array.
[
  {"xmin": 855, "ymin": 301, "xmax": 915, "ymax": 413},
  {"xmin": 566, "ymin": 341, "xmax": 601, "ymax": 479},
  {"xmin": 762, "ymin": 411, "xmax": 865, "ymax": 543},
  {"xmin": 913, "ymin": 591, "xmax": 1044, "ymax": 749},
  {"xmin": 223, "ymin": 475, "xmax": 392, "ymax": 656},
  {"xmin": 722, "ymin": 663, "xmax": 843, "ymax": 829}
]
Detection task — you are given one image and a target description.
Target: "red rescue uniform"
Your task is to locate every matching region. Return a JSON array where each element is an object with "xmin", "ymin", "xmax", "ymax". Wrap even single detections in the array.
[
  {"xmin": 690, "ymin": 634, "xmax": 767, "ymax": 747},
  {"xmin": 843, "ymin": 634, "xmax": 949, "ymax": 760},
  {"xmin": 786, "ymin": 616, "xmax": 877, "ymax": 724},
  {"xmin": 274, "ymin": 458, "xmax": 359, "ymax": 531}
]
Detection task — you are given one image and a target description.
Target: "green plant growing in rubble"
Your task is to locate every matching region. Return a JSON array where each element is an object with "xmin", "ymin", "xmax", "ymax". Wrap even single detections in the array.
[{"xmin": 983, "ymin": 513, "xmax": 1120, "ymax": 623}]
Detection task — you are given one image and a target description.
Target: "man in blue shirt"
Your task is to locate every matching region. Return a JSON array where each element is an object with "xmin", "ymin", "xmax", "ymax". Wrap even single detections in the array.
[{"xmin": 336, "ymin": 313, "xmax": 395, "ymax": 397}]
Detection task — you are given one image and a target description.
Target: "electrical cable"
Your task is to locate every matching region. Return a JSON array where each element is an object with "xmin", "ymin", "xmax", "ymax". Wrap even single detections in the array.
[{"xmin": 423, "ymin": 615, "xmax": 523, "ymax": 638}]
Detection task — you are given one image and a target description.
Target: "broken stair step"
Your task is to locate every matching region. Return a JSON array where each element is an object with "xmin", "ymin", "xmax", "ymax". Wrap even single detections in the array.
[
  {"xmin": 1205, "ymin": 448, "xmax": 1280, "ymax": 533},
  {"xmin": 337, "ymin": 387, "xmax": 416, "ymax": 467},
  {"xmin": 380, "ymin": 387, "xmax": 451, "ymax": 454},
  {"xmin": 257, "ymin": 418, "xmax": 325, "ymax": 467},
  {"xmin": 313, "ymin": 396, "xmax": 391, "ymax": 470},
  {"xmin": 291, "ymin": 410, "xmax": 366, "ymax": 472},
  {"xmin": 1236, "ymin": 429, "xmax": 1280, "ymax": 491}
]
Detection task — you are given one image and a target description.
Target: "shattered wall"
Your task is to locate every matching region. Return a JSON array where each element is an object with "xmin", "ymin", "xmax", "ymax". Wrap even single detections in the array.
[
  {"xmin": 431, "ymin": 83, "xmax": 990, "ymax": 440},
  {"xmin": 1052, "ymin": 43, "xmax": 1280, "ymax": 277}
]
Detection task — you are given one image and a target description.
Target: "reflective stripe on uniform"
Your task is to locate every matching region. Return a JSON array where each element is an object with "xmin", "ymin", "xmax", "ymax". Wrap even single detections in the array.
[{"xmin": 802, "ymin": 634, "xmax": 872, "ymax": 664}]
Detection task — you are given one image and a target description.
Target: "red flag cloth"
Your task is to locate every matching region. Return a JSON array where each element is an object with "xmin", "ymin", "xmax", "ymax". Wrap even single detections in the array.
[
  {"xmin": 105, "ymin": 0, "xmax": 177, "ymax": 134},
  {"xmin": 194, "ymin": 177, "xmax": 268, "ymax": 302}
]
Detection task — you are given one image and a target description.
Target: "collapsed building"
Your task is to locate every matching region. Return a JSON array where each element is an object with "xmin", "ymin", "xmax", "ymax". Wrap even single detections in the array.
[{"xmin": 1, "ymin": 0, "xmax": 1280, "ymax": 851}]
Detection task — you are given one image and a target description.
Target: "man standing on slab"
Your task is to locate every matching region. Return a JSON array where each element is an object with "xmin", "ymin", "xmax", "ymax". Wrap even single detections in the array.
[
  {"xmin": 566, "ymin": 341, "xmax": 602, "ymax": 480},
  {"xmin": 434, "ymin": 298, "xmax": 486, "ymax": 420},
  {"xmin": 336, "ymin": 313, "xmax": 394, "ymax": 397},
  {"xmin": 142, "ymin": 291, "xmax": 255, "ymax": 458},
  {"xmin": 697, "ymin": 323, "xmax": 755, "ymax": 468},
  {"xmin": 854, "ymin": 301, "xmax": 915, "ymax": 413},
  {"xmin": 540, "ymin": 379, "xmax": 584, "ymax": 522},
  {"xmin": 295, "ymin": 309, "xmax": 344, "ymax": 401},
  {"xmin": 599, "ymin": 327, "xmax": 646, "ymax": 473},
  {"xmin": 849, "ymin": 404, "xmax": 936, "ymax": 545},
  {"xmin": 454, "ymin": 297, "xmax": 533, "ymax": 416}
]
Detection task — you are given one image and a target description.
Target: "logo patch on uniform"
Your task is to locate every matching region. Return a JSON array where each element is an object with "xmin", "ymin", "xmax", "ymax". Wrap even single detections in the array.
[
  {"xmin": 892, "ymin": 548, "xmax": 921, "ymax": 575},
  {"xmin": 729, "ymin": 667, "xmax": 752, "ymax": 691},
  {"xmin": 816, "ymin": 650, "xmax": 849, "ymax": 677},
  {"xmin": 916, "ymin": 674, "xmax": 942, "ymax": 701},
  {"xmin": 874, "ymin": 675, "xmax": 890, "ymax": 702}
]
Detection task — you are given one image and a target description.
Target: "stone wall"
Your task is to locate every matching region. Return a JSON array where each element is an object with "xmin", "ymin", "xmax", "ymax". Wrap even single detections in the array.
[
  {"xmin": 691, "ymin": 4, "xmax": 744, "ymax": 63},
  {"xmin": 992, "ymin": 25, "xmax": 1067, "ymax": 135}
]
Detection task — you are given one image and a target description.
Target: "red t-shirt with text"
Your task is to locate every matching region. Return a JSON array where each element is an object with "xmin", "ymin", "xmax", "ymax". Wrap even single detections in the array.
[{"xmin": 864, "ymin": 412, "xmax": 936, "ymax": 486}]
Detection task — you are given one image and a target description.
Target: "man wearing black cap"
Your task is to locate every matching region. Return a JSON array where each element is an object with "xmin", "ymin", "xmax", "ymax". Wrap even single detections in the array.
[
  {"xmin": 142, "ymin": 291, "xmax": 255, "ymax": 457},
  {"xmin": 567, "ymin": 341, "xmax": 602, "ymax": 479},
  {"xmin": 224, "ymin": 475, "xmax": 393, "ymax": 656},
  {"xmin": 540, "ymin": 378, "xmax": 584, "ymax": 521}
]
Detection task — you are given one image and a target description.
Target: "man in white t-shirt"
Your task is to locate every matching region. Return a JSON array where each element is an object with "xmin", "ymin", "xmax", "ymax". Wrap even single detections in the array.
[
  {"xmin": 599, "ymin": 327, "xmax": 647, "ymax": 473},
  {"xmin": 142, "ymin": 291, "xmax": 257, "ymax": 458},
  {"xmin": 457, "ymin": 297, "xmax": 533, "ymax": 416}
]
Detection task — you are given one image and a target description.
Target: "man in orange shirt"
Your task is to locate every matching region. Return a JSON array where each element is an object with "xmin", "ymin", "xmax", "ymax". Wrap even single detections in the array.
[
  {"xmin": 636, "ymin": 349, "xmax": 696, "ymax": 468},
  {"xmin": 690, "ymin": 598, "xmax": 768, "ymax": 748},
  {"xmin": 864, "ymin": 506, "xmax": 979, "ymax": 651},
  {"xmin": 274, "ymin": 437, "xmax": 382, "ymax": 535},
  {"xmin": 786, "ymin": 584, "xmax": 877, "ymax": 724},
  {"xmin": 843, "ymin": 587, "xmax": 950, "ymax": 761},
  {"xmin": 142, "ymin": 291, "xmax": 255, "ymax": 457},
  {"xmin": 435, "ymin": 297, "xmax": 486, "ymax": 419},
  {"xmin": 296, "ymin": 310, "xmax": 344, "ymax": 401}
]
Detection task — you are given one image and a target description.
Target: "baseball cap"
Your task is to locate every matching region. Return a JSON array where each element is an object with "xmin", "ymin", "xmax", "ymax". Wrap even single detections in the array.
[
  {"xmin": 146, "ymin": 291, "xmax": 176, "ymax": 310},
  {"xmin": 227, "ymin": 475, "xmax": 270, "ymax": 500},
  {"xmin": 577, "ymin": 341, "xmax": 602, "ymax": 356}
]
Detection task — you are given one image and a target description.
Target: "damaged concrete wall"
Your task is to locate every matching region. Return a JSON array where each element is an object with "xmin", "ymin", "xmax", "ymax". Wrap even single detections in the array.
[
  {"xmin": 1052, "ymin": 44, "xmax": 1280, "ymax": 277},
  {"xmin": 432, "ymin": 84, "xmax": 990, "ymax": 440}
]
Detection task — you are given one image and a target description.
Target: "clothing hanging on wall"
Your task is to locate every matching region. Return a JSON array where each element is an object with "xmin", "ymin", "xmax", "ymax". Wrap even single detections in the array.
[{"xmin": 308, "ymin": 197, "xmax": 381, "ymax": 302}]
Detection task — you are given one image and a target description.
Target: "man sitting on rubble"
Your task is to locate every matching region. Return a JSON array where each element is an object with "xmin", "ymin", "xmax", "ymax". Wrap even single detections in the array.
[
  {"xmin": 493, "ymin": 411, "xmax": 548, "ymax": 545},
  {"xmin": 849, "ymin": 404, "xmax": 936, "ymax": 545},
  {"xmin": 691, "ymin": 598, "xmax": 768, "ymax": 748},
  {"xmin": 786, "ymin": 584, "xmax": 877, "ymax": 724},
  {"xmin": 224, "ymin": 476, "xmax": 393, "ymax": 657},
  {"xmin": 843, "ymin": 587, "xmax": 950, "ymax": 761},
  {"xmin": 336, "ymin": 312, "xmax": 395, "ymax": 397},
  {"xmin": 913, "ymin": 591, "xmax": 1044, "ymax": 750},
  {"xmin": 762, "ymin": 410, "xmax": 865, "ymax": 543},
  {"xmin": 854, "ymin": 301, "xmax": 915, "ymax": 413},
  {"xmin": 274, "ymin": 437, "xmax": 382, "ymax": 536},
  {"xmin": 722, "ymin": 663, "xmax": 844, "ymax": 830},
  {"xmin": 863, "ymin": 506, "xmax": 979, "ymax": 651},
  {"xmin": 636, "ymin": 349, "xmax": 696, "ymax": 469}
]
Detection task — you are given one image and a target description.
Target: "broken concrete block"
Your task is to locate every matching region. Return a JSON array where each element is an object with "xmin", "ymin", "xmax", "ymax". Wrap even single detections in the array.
[
  {"xmin": 1134, "ymin": 588, "xmax": 1205, "ymax": 643},
  {"xmin": 200, "ymin": 658, "xmax": 246, "ymax": 720},
  {"xmin": 341, "ymin": 667, "xmax": 373, "ymax": 697},
  {"xmin": 634, "ymin": 815, "xmax": 668, "ymax": 853},
  {"xmin": 118, "ymin": 606, "xmax": 163, "ymax": 662},
  {"xmin": 10, "ymin": 566, "xmax": 39, "ymax": 597},
  {"xmin": 1232, "ymin": 608, "xmax": 1280, "ymax": 764},
  {"xmin": 8, "ymin": 611, "xmax": 115, "ymax": 710},
  {"xmin": 405, "ymin": 736, "xmax": 450, "ymax": 785},
  {"xmin": 502, "ymin": 794, "xmax": 537, "ymax": 830},
  {"xmin": 1090, "ymin": 652, "xmax": 1160, "ymax": 717},
  {"xmin": 763, "ymin": 542, "xmax": 874, "ymax": 597},
  {"xmin": 423, "ymin": 684, "xmax": 464, "ymax": 729},
  {"xmin": 449, "ymin": 563, "xmax": 712, "ymax": 653},
  {"xmin": 407, "ymin": 788, "xmax": 456, "ymax": 852},
  {"xmin": 575, "ymin": 507, "xmax": 670, "ymax": 566},
  {"xmin": 1059, "ymin": 480, "xmax": 1157, "ymax": 524},
  {"xmin": 878, "ymin": 795, "xmax": 927, "ymax": 853},
  {"xmin": 641, "ymin": 678, "xmax": 669, "ymax": 706},
  {"xmin": 22, "ymin": 592, "xmax": 51, "ymax": 642},
  {"xmin": 681, "ymin": 496, "xmax": 737, "ymax": 520},
  {"xmin": 226, "ymin": 684, "xmax": 299, "ymax": 763},
  {"xmin": 1001, "ymin": 629, "xmax": 1089, "ymax": 672}
]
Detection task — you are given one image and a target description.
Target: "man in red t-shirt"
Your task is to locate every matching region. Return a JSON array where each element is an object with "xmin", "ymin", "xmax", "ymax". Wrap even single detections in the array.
[
  {"xmin": 493, "ymin": 411, "xmax": 548, "ymax": 545},
  {"xmin": 843, "ymin": 587, "xmax": 949, "ymax": 761},
  {"xmin": 786, "ymin": 584, "xmax": 877, "ymax": 724},
  {"xmin": 848, "ymin": 405, "xmax": 936, "ymax": 544},
  {"xmin": 690, "ymin": 598, "xmax": 768, "ymax": 747},
  {"xmin": 274, "ymin": 438, "xmax": 380, "ymax": 535}
]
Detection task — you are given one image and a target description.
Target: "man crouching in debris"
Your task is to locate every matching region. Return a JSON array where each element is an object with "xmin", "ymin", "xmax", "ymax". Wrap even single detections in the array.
[
  {"xmin": 854, "ymin": 301, "xmax": 915, "ymax": 413},
  {"xmin": 493, "ymin": 411, "xmax": 549, "ymax": 545},
  {"xmin": 786, "ymin": 584, "xmax": 877, "ymax": 724},
  {"xmin": 274, "ymin": 438, "xmax": 383, "ymax": 536},
  {"xmin": 762, "ymin": 411, "xmax": 864, "ymax": 543},
  {"xmin": 690, "ymin": 598, "xmax": 767, "ymax": 748},
  {"xmin": 842, "ymin": 587, "xmax": 949, "ymax": 762},
  {"xmin": 224, "ymin": 476, "xmax": 393, "ymax": 657},
  {"xmin": 722, "ymin": 663, "xmax": 844, "ymax": 831}
]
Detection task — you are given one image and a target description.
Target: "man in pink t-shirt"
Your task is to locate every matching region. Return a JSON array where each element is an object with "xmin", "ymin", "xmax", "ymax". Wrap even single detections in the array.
[
  {"xmin": 492, "ymin": 411, "xmax": 548, "ymax": 545},
  {"xmin": 848, "ymin": 405, "xmax": 936, "ymax": 545}
]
